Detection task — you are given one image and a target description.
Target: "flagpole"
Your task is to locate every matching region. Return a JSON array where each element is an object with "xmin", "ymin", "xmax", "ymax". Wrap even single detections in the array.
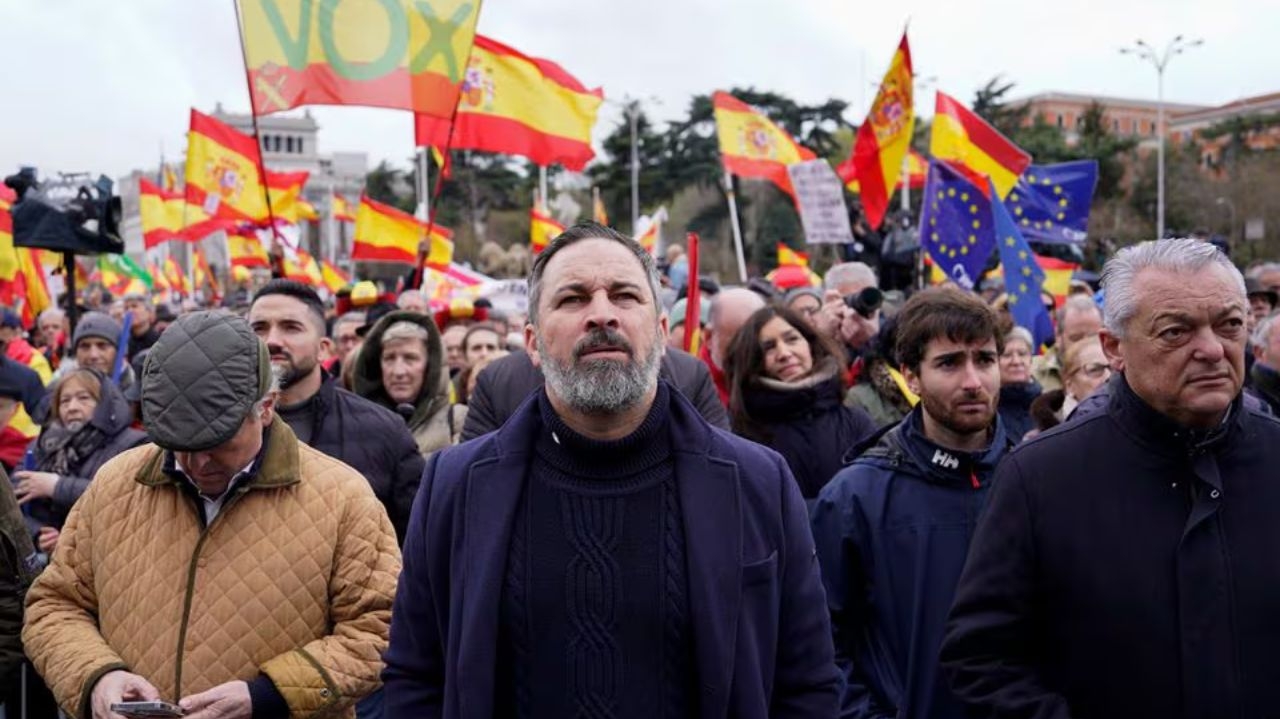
[
  {"xmin": 682, "ymin": 232, "xmax": 700, "ymax": 353},
  {"xmin": 230, "ymin": 0, "xmax": 279, "ymax": 239},
  {"xmin": 538, "ymin": 166, "xmax": 549, "ymax": 213},
  {"xmin": 723, "ymin": 169, "xmax": 748, "ymax": 283},
  {"xmin": 326, "ymin": 181, "xmax": 337, "ymax": 263},
  {"xmin": 415, "ymin": 148, "xmax": 430, "ymax": 222}
]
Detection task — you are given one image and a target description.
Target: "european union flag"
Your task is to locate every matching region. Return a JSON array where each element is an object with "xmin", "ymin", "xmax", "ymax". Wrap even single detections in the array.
[
  {"xmin": 1005, "ymin": 160, "xmax": 1099, "ymax": 245},
  {"xmin": 991, "ymin": 179, "xmax": 1054, "ymax": 347},
  {"xmin": 918, "ymin": 159, "xmax": 995, "ymax": 290}
]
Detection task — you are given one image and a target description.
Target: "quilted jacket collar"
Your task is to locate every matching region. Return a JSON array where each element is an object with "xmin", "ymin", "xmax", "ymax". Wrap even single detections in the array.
[{"xmin": 134, "ymin": 420, "xmax": 301, "ymax": 490}]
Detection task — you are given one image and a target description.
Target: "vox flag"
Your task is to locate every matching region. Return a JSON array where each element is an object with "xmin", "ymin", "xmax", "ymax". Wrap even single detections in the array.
[
  {"xmin": 185, "ymin": 109, "xmax": 268, "ymax": 222},
  {"xmin": 713, "ymin": 91, "xmax": 816, "ymax": 198},
  {"xmin": 238, "ymin": 0, "xmax": 481, "ymax": 118},
  {"xmin": 847, "ymin": 31, "xmax": 914, "ymax": 229},
  {"xmin": 415, "ymin": 35, "xmax": 603, "ymax": 171},
  {"xmin": 931, "ymin": 92, "xmax": 1031, "ymax": 198},
  {"xmin": 353, "ymin": 195, "xmax": 452, "ymax": 266}
]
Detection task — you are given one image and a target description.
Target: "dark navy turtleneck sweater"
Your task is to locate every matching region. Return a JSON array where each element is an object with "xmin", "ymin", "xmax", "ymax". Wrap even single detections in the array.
[{"xmin": 497, "ymin": 382, "xmax": 695, "ymax": 718}]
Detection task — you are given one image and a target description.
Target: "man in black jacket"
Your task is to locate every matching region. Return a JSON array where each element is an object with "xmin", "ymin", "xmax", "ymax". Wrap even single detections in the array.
[
  {"xmin": 460, "ymin": 346, "xmax": 729, "ymax": 440},
  {"xmin": 249, "ymin": 280, "xmax": 425, "ymax": 543},
  {"xmin": 942, "ymin": 238, "xmax": 1280, "ymax": 719}
]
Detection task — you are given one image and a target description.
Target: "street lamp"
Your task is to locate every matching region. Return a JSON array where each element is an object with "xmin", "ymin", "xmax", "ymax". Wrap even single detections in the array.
[{"xmin": 1120, "ymin": 35, "xmax": 1203, "ymax": 239}]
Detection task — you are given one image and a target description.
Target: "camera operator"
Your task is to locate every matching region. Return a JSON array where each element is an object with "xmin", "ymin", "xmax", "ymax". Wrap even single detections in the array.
[{"xmin": 817, "ymin": 262, "xmax": 883, "ymax": 364}]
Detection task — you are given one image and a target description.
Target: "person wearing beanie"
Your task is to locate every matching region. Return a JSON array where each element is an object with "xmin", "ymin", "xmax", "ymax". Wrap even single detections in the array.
[
  {"xmin": 23, "ymin": 310, "xmax": 400, "ymax": 719},
  {"xmin": 384, "ymin": 223, "xmax": 837, "ymax": 717}
]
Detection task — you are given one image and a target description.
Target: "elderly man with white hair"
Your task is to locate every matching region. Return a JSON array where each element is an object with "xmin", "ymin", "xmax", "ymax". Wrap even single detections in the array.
[
  {"xmin": 942, "ymin": 238, "xmax": 1280, "ymax": 719},
  {"xmin": 816, "ymin": 262, "xmax": 881, "ymax": 359}
]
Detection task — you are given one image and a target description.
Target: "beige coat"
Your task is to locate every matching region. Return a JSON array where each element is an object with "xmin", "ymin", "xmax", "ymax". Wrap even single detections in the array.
[{"xmin": 22, "ymin": 420, "xmax": 401, "ymax": 718}]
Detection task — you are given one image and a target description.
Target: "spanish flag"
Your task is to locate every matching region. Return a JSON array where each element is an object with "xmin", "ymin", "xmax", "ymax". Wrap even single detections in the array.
[
  {"xmin": 320, "ymin": 260, "xmax": 351, "ymax": 293},
  {"xmin": 185, "ymin": 109, "xmax": 268, "ymax": 222},
  {"xmin": 297, "ymin": 198, "xmax": 319, "ymax": 222},
  {"xmin": 352, "ymin": 195, "xmax": 453, "ymax": 266},
  {"xmin": 415, "ymin": 35, "xmax": 603, "ymax": 170},
  {"xmin": 165, "ymin": 257, "xmax": 192, "ymax": 295},
  {"xmin": 776, "ymin": 243, "xmax": 809, "ymax": 267},
  {"xmin": 149, "ymin": 262, "xmax": 171, "ymax": 293},
  {"xmin": 265, "ymin": 170, "xmax": 310, "ymax": 224},
  {"xmin": 931, "ymin": 92, "xmax": 1032, "ymax": 199},
  {"xmin": 284, "ymin": 249, "xmax": 325, "ymax": 287},
  {"xmin": 843, "ymin": 32, "xmax": 915, "ymax": 229},
  {"xmin": 228, "ymin": 228, "xmax": 271, "ymax": 269},
  {"xmin": 193, "ymin": 249, "xmax": 218, "ymax": 298},
  {"xmin": 712, "ymin": 91, "xmax": 816, "ymax": 198},
  {"xmin": 634, "ymin": 206, "xmax": 667, "ymax": 255},
  {"xmin": 841, "ymin": 149, "xmax": 927, "ymax": 195},
  {"xmin": 333, "ymin": 195, "xmax": 356, "ymax": 222},
  {"xmin": 530, "ymin": 205, "xmax": 564, "ymax": 254},
  {"xmin": 238, "ymin": 0, "xmax": 481, "ymax": 119},
  {"xmin": 162, "ymin": 163, "xmax": 180, "ymax": 192},
  {"xmin": 139, "ymin": 179, "xmax": 190, "ymax": 250}
]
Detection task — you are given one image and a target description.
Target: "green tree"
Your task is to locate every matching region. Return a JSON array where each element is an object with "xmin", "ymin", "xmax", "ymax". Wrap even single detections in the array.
[
  {"xmin": 364, "ymin": 160, "xmax": 414, "ymax": 214},
  {"xmin": 971, "ymin": 76, "xmax": 1030, "ymax": 139}
]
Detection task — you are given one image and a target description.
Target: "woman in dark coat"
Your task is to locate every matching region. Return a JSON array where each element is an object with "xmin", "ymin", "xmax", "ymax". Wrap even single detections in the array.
[
  {"xmin": 724, "ymin": 304, "xmax": 876, "ymax": 499},
  {"xmin": 12, "ymin": 368, "xmax": 147, "ymax": 555},
  {"xmin": 997, "ymin": 326, "xmax": 1041, "ymax": 443}
]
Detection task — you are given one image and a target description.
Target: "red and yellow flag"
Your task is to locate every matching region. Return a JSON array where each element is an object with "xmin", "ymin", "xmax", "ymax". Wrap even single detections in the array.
[
  {"xmin": 284, "ymin": 249, "xmax": 325, "ymax": 287},
  {"xmin": 352, "ymin": 195, "xmax": 453, "ymax": 266},
  {"xmin": 265, "ymin": 170, "xmax": 310, "ymax": 224},
  {"xmin": 931, "ymin": 92, "xmax": 1032, "ymax": 198},
  {"xmin": 634, "ymin": 206, "xmax": 666, "ymax": 255},
  {"xmin": 712, "ymin": 91, "xmax": 816, "ymax": 198},
  {"xmin": 238, "ymin": 0, "xmax": 481, "ymax": 119},
  {"xmin": 165, "ymin": 257, "xmax": 192, "ymax": 295},
  {"xmin": 228, "ymin": 228, "xmax": 271, "ymax": 269},
  {"xmin": 776, "ymin": 243, "xmax": 809, "ymax": 267},
  {"xmin": 530, "ymin": 205, "xmax": 564, "ymax": 254},
  {"xmin": 185, "ymin": 109, "xmax": 268, "ymax": 222},
  {"xmin": 414, "ymin": 35, "xmax": 603, "ymax": 170},
  {"xmin": 843, "ymin": 149, "xmax": 927, "ymax": 194},
  {"xmin": 0, "ymin": 187, "xmax": 51, "ymax": 325},
  {"xmin": 297, "ymin": 198, "xmax": 319, "ymax": 222},
  {"xmin": 320, "ymin": 260, "xmax": 351, "ymax": 293},
  {"xmin": 162, "ymin": 163, "xmax": 180, "ymax": 192},
  {"xmin": 149, "ymin": 262, "xmax": 171, "ymax": 293},
  {"xmin": 845, "ymin": 32, "xmax": 915, "ymax": 229},
  {"xmin": 193, "ymin": 249, "xmax": 220, "ymax": 299},
  {"xmin": 333, "ymin": 195, "xmax": 356, "ymax": 222},
  {"xmin": 139, "ymin": 179, "xmax": 191, "ymax": 250}
]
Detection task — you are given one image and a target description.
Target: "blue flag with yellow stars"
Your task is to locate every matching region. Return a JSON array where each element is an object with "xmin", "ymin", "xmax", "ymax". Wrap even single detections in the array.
[
  {"xmin": 919, "ymin": 159, "xmax": 995, "ymax": 290},
  {"xmin": 991, "ymin": 178, "xmax": 1055, "ymax": 347},
  {"xmin": 1005, "ymin": 160, "xmax": 1099, "ymax": 244}
]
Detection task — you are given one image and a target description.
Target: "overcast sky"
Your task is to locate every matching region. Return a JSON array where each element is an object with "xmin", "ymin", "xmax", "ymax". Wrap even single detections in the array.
[{"xmin": 0, "ymin": 0, "xmax": 1274, "ymax": 182}]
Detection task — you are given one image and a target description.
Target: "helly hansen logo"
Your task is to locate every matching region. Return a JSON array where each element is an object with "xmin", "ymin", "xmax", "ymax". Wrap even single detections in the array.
[{"xmin": 932, "ymin": 449, "xmax": 960, "ymax": 470}]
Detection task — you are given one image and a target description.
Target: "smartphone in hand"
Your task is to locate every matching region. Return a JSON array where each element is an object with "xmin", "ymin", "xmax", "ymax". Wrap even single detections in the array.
[{"xmin": 110, "ymin": 701, "xmax": 186, "ymax": 717}]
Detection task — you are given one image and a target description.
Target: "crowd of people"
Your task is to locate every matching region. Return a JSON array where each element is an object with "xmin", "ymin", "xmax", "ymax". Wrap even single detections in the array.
[{"xmin": 0, "ymin": 224, "xmax": 1278, "ymax": 719}]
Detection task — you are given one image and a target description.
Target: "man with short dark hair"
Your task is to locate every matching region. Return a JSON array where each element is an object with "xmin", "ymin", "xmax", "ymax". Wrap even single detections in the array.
[
  {"xmin": 385, "ymin": 222, "xmax": 838, "ymax": 717},
  {"xmin": 249, "ymin": 280, "xmax": 425, "ymax": 542},
  {"xmin": 812, "ymin": 285, "xmax": 1009, "ymax": 719},
  {"xmin": 942, "ymin": 238, "xmax": 1280, "ymax": 718}
]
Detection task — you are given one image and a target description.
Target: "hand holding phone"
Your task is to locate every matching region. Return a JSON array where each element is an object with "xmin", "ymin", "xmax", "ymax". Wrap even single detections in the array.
[
  {"xmin": 110, "ymin": 701, "xmax": 185, "ymax": 717},
  {"xmin": 90, "ymin": 670, "xmax": 161, "ymax": 719}
]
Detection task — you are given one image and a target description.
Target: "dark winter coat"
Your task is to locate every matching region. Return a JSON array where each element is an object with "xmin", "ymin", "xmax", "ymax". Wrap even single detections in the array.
[
  {"xmin": 738, "ymin": 363, "xmax": 877, "ymax": 499},
  {"xmin": 291, "ymin": 375, "xmax": 426, "ymax": 544},
  {"xmin": 998, "ymin": 381, "xmax": 1041, "ymax": 443},
  {"xmin": 459, "ymin": 348, "xmax": 728, "ymax": 441},
  {"xmin": 24, "ymin": 375, "xmax": 147, "ymax": 537},
  {"xmin": 383, "ymin": 381, "xmax": 840, "ymax": 718},
  {"xmin": 812, "ymin": 409, "xmax": 1010, "ymax": 719},
  {"xmin": 942, "ymin": 375, "xmax": 1280, "ymax": 719},
  {"xmin": 0, "ymin": 472, "xmax": 36, "ymax": 684}
]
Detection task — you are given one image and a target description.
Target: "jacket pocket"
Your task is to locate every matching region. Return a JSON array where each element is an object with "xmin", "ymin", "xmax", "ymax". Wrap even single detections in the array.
[{"xmin": 742, "ymin": 550, "xmax": 778, "ymax": 587}]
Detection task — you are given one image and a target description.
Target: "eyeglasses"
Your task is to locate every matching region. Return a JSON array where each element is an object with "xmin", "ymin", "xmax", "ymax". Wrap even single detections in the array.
[{"xmin": 1073, "ymin": 362, "xmax": 1111, "ymax": 379}]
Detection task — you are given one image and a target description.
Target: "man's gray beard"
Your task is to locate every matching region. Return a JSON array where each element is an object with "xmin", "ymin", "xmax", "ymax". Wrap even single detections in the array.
[
  {"xmin": 271, "ymin": 358, "xmax": 314, "ymax": 392},
  {"xmin": 538, "ymin": 333, "xmax": 663, "ymax": 415}
]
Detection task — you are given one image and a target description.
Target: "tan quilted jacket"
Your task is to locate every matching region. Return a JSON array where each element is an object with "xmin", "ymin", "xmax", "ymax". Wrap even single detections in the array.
[{"xmin": 22, "ymin": 420, "xmax": 401, "ymax": 719}]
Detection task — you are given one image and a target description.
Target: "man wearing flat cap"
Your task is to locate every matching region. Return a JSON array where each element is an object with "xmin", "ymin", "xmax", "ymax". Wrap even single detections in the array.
[{"xmin": 23, "ymin": 311, "xmax": 401, "ymax": 719}]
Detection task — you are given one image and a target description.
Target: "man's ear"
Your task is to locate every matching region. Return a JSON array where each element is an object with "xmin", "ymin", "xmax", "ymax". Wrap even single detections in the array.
[
  {"xmin": 1100, "ymin": 329, "xmax": 1124, "ymax": 370},
  {"xmin": 523, "ymin": 324, "xmax": 540, "ymax": 368},
  {"xmin": 903, "ymin": 364, "xmax": 923, "ymax": 398}
]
